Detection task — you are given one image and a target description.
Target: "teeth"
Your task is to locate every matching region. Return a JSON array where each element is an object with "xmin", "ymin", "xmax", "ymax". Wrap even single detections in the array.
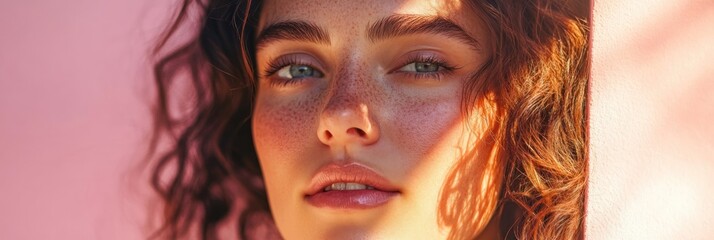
[
  {"xmin": 345, "ymin": 183, "xmax": 366, "ymax": 190},
  {"xmin": 323, "ymin": 182, "xmax": 375, "ymax": 191}
]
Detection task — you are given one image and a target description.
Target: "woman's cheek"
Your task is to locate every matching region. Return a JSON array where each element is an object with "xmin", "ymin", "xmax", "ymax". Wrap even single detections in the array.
[
  {"xmin": 253, "ymin": 92, "xmax": 321, "ymax": 162},
  {"xmin": 385, "ymin": 90, "xmax": 463, "ymax": 159}
]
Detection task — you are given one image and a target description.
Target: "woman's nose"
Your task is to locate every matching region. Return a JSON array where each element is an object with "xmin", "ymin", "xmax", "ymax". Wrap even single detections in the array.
[{"xmin": 317, "ymin": 95, "xmax": 379, "ymax": 147}]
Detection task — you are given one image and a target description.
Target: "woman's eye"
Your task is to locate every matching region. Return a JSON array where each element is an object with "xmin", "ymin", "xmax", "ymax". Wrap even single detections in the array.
[
  {"xmin": 399, "ymin": 62, "xmax": 441, "ymax": 73},
  {"xmin": 277, "ymin": 64, "xmax": 324, "ymax": 79}
]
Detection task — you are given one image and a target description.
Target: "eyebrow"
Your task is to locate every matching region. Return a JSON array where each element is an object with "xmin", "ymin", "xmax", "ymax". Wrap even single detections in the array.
[
  {"xmin": 256, "ymin": 21, "xmax": 330, "ymax": 50},
  {"xmin": 255, "ymin": 15, "xmax": 479, "ymax": 50},
  {"xmin": 367, "ymin": 15, "xmax": 480, "ymax": 49}
]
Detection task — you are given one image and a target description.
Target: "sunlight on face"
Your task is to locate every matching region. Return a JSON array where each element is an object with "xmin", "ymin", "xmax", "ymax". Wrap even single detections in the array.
[{"xmin": 251, "ymin": 0, "xmax": 498, "ymax": 239}]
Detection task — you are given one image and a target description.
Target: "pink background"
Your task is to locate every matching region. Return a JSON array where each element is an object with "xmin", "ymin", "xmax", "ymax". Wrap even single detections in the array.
[
  {"xmin": 0, "ymin": 0, "xmax": 712, "ymax": 239},
  {"xmin": 0, "ymin": 0, "xmax": 171, "ymax": 239},
  {"xmin": 587, "ymin": 0, "xmax": 714, "ymax": 239}
]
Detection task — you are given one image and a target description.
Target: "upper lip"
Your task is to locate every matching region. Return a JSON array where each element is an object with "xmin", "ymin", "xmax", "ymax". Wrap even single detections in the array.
[{"xmin": 305, "ymin": 162, "xmax": 400, "ymax": 196}]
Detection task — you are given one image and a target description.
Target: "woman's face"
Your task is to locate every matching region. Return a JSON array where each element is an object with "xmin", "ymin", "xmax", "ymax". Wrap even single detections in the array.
[{"xmin": 252, "ymin": 0, "xmax": 494, "ymax": 238}]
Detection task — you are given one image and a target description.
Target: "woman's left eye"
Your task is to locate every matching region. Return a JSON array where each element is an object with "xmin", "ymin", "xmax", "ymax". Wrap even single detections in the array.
[
  {"xmin": 392, "ymin": 57, "xmax": 458, "ymax": 81},
  {"xmin": 399, "ymin": 62, "xmax": 442, "ymax": 73},
  {"xmin": 277, "ymin": 64, "xmax": 324, "ymax": 79}
]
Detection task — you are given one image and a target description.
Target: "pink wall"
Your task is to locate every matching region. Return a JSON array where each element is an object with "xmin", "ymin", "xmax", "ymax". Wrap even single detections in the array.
[
  {"xmin": 0, "ymin": 1, "xmax": 173, "ymax": 239},
  {"xmin": 1, "ymin": 0, "xmax": 713, "ymax": 239},
  {"xmin": 588, "ymin": 0, "xmax": 714, "ymax": 239}
]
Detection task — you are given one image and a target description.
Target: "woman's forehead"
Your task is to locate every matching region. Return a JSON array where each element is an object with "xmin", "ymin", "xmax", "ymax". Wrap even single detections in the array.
[
  {"xmin": 258, "ymin": 0, "xmax": 485, "ymax": 47},
  {"xmin": 260, "ymin": 0, "xmax": 472, "ymax": 29}
]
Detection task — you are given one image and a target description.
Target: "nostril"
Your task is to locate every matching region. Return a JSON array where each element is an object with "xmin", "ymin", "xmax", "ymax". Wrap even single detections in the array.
[
  {"xmin": 324, "ymin": 131, "xmax": 333, "ymax": 139},
  {"xmin": 346, "ymin": 128, "xmax": 366, "ymax": 137}
]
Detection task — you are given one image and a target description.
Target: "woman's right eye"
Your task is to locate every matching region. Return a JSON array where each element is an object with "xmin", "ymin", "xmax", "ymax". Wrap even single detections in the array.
[{"xmin": 276, "ymin": 64, "xmax": 324, "ymax": 79}]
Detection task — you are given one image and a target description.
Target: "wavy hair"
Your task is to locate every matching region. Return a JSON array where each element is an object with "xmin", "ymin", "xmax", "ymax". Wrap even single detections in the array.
[
  {"xmin": 148, "ymin": 0, "xmax": 589, "ymax": 239},
  {"xmin": 440, "ymin": 1, "xmax": 589, "ymax": 239}
]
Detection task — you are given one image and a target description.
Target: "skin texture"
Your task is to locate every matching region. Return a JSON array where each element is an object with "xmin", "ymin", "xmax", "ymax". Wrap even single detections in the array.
[{"xmin": 251, "ymin": 0, "xmax": 497, "ymax": 239}]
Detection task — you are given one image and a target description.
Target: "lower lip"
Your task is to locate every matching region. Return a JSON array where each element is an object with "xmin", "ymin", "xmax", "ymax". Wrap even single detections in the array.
[{"xmin": 306, "ymin": 190, "xmax": 399, "ymax": 209}]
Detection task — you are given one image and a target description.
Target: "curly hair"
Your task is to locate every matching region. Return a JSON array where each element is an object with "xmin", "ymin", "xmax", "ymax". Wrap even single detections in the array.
[
  {"xmin": 439, "ymin": 1, "xmax": 589, "ymax": 239},
  {"xmin": 148, "ymin": 0, "xmax": 589, "ymax": 239}
]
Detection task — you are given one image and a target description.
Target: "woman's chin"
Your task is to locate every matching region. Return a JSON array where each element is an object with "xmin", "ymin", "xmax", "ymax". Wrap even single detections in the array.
[
  {"xmin": 288, "ymin": 223, "xmax": 398, "ymax": 240},
  {"xmin": 275, "ymin": 199, "xmax": 444, "ymax": 240}
]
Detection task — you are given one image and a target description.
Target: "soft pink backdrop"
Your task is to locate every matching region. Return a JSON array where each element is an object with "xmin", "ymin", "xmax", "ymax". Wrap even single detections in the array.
[
  {"xmin": 588, "ymin": 0, "xmax": 714, "ymax": 239},
  {"xmin": 0, "ymin": 0, "xmax": 173, "ymax": 239},
  {"xmin": 1, "ymin": 0, "xmax": 713, "ymax": 239}
]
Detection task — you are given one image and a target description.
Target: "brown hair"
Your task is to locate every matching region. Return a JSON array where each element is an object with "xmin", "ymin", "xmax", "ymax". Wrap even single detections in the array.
[
  {"xmin": 440, "ymin": 1, "xmax": 589, "ymax": 239},
  {"xmin": 148, "ymin": 0, "xmax": 589, "ymax": 239}
]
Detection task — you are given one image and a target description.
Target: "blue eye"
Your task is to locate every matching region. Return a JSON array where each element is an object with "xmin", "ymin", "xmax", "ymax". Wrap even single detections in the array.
[
  {"xmin": 399, "ymin": 62, "xmax": 441, "ymax": 72},
  {"xmin": 277, "ymin": 64, "xmax": 324, "ymax": 79},
  {"xmin": 392, "ymin": 55, "xmax": 459, "ymax": 82}
]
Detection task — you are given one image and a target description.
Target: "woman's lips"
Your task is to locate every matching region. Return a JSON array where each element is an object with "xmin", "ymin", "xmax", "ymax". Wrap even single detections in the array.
[{"xmin": 304, "ymin": 163, "xmax": 400, "ymax": 209}]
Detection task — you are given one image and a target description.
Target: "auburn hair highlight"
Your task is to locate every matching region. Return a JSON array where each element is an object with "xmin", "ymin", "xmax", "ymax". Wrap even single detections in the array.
[{"xmin": 464, "ymin": 1, "xmax": 589, "ymax": 239}]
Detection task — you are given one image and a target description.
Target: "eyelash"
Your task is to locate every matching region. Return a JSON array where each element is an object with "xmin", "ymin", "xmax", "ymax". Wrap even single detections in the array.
[
  {"xmin": 263, "ymin": 55, "xmax": 323, "ymax": 86},
  {"xmin": 393, "ymin": 55, "xmax": 459, "ymax": 81}
]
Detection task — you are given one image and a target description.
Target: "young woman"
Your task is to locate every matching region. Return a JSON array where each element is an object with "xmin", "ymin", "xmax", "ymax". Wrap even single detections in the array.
[{"xmin": 149, "ymin": 0, "xmax": 589, "ymax": 239}]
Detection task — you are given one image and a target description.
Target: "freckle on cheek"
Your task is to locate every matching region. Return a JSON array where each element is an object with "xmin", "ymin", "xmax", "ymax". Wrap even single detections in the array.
[
  {"xmin": 389, "ymin": 95, "xmax": 459, "ymax": 157},
  {"xmin": 255, "ymin": 97, "xmax": 320, "ymax": 155}
]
